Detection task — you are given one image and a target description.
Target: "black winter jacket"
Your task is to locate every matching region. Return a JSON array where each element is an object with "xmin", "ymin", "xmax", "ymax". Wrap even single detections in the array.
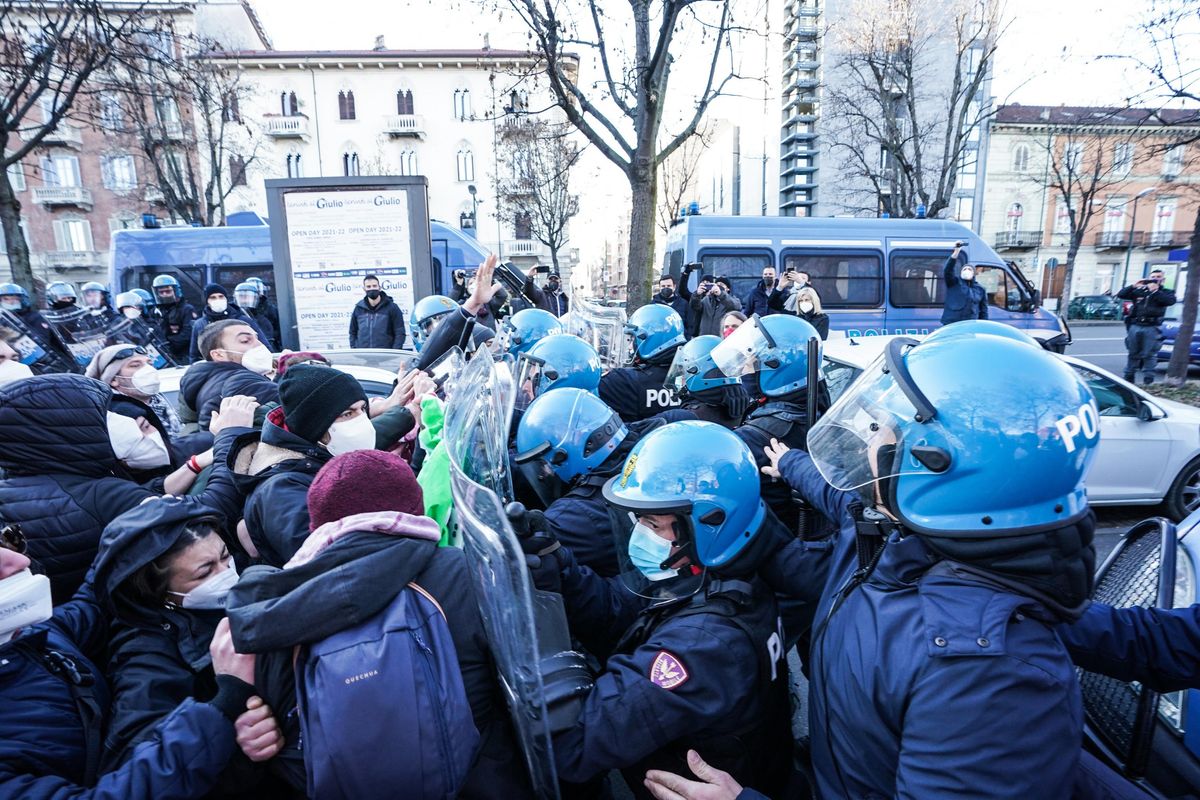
[
  {"xmin": 1117, "ymin": 282, "xmax": 1177, "ymax": 326},
  {"xmin": 225, "ymin": 522, "xmax": 532, "ymax": 798},
  {"xmin": 742, "ymin": 280, "xmax": 786, "ymax": 318},
  {"xmin": 150, "ymin": 300, "xmax": 198, "ymax": 364},
  {"xmin": 652, "ymin": 289, "xmax": 690, "ymax": 323},
  {"xmin": 348, "ymin": 292, "xmax": 406, "ymax": 349},
  {"xmin": 941, "ymin": 254, "xmax": 988, "ymax": 325},
  {"xmin": 0, "ymin": 375, "xmax": 155, "ymax": 603},
  {"xmin": 229, "ymin": 406, "xmax": 332, "ymax": 567},
  {"xmin": 179, "ymin": 360, "xmax": 281, "ymax": 431}
]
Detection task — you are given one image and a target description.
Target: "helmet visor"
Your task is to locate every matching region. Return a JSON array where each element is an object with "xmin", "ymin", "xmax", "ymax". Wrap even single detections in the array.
[
  {"xmin": 607, "ymin": 505, "xmax": 705, "ymax": 601},
  {"xmin": 664, "ymin": 346, "xmax": 691, "ymax": 395},
  {"xmin": 806, "ymin": 351, "xmax": 937, "ymax": 496},
  {"xmin": 708, "ymin": 316, "xmax": 773, "ymax": 379},
  {"xmin": 235, "ymin": 291, "xmax": 257, "ymax": 308},
  {"xmin": 513, "ymin": 353, "xmax": 548, "ymax": 411}
]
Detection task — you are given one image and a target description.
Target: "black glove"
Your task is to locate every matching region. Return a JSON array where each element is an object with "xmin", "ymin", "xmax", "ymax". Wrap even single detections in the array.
[
  {"xmin": 721, "ymin": 383, "xmax": 752, "ymax": 423},
  {"xmin": 506, "ymin": 502, "xmax": 564, "ymax": 593}
]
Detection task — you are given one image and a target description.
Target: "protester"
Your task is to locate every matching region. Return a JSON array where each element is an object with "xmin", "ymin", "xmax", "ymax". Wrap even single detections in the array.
[
  {"xmin": 791, "ymin": 287, "xmax": 829, "ymax": 339},
  {"xmin": 188, "ymin": 284, "xmax": 269, "ymax": 362},
  {"xmin": 88, "ymin": 344, "xmax": 180, "ymax": 435},
  {"xmin": 941, "ymin": 244, "xmax": 988, "ymax": 325},
  {"xmin": 523, "ymin": 269, "xmax": 570, "ymax": 317},
  {"xmin": 150, "ymin": 275, "xmax": 198, "ymax": 365},
  {"xmin": 721, "ymin": 310, "xmax": 746, "ymax": 338},
  {"xmin": 224, "ymin": 449, "xmax": 532, "ymax": 797},
  {"xmin": 0, "ymin": 332, "xmax": 34, "ymax": 387},
  {"xmin": 179, "ymin": 321, "xmax": 280, "ymax": 431},
  {"xmin": 348, "ymin": 274, "xmax": 406, "ymax": 349}
]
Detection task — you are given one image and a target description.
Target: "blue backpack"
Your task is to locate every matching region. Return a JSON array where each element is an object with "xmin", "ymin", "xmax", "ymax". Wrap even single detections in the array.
[{"xmin": 295, "ymin": 582, "xmax": 481, "ymax": 800}]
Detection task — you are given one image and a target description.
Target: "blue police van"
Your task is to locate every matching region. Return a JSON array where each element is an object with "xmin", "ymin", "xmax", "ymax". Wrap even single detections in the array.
[
  {"xmin": 108, "ymin": 212, "xmax": 488, "ymax": 308},
  {"xmin": 663, "ymin": 215, "xmax": 1071, "ymax": 348}
]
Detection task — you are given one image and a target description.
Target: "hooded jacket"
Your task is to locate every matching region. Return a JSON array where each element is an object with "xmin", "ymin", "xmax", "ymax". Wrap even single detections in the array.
[
  {"xmin": 229, "ymin": 406, "xmax": 333, "ymax": 567},
  {"xmin": 225, "ymin": 512, "xmax": 531, "ymax": 798},
  {"xmin": 90, "ymin": 491, "xmax": 268, "ymax": 795},
  {"xmin": 0, "ymin": 375, "xmax": 155, "ymax": 603},
  {"xmin": 179, "ymin": 360, "xmax": 280, "ymax": 431},
  {"xmin": 348, "ymin": 291, "xmax": 406, "ymax": 349},
  {"xmin": 187, "ymin": 302, "xmax": 269, "ymax": 362}
]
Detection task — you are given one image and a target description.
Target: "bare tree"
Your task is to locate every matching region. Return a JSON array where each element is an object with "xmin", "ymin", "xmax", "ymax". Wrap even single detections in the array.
[
  {"xmin": 495, "ymin": 117, "xmax": 580, "ymax": 274},
  {"xmin": 821, "ymin": 0, "xmax": 1001, "ymax": 218},
  {"xmin": 656, "ymin": 126, "xmax": 709, "ymax": 237},
  {"xmin": 0, "ymin": 1, "xmax": 153, "ymax": 290},
  {"xmin": 498, "ymin": 0, "xmax": 746, "ymax": 308},
  {"xmin": 105, "ymin": 32, "xmax": 263, "ymax": 226}
]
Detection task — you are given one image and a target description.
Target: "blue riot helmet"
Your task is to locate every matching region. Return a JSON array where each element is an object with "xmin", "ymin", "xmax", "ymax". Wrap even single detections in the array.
[
  {"xmin": 151, "ymin": 274, "xmax": 181, "ymax": 304},
  {"xmin": 602, "ymin": 420, "xmax": 767, "ymax": 599},
  {"xmin": 81, "ymin": 281, "xmax": 109, "ymax": 310},
  {"xmin": 410, "ymin": 295, "xmax": 457, "ymax": 352},
  {"xmin": 501, "ymin": 307, "xmax": 564, "ymax": 357},
  {"xmin": 131, "ymin": 288, "xmax": 155, "ymax": 309},
  {"xmin": 926, "ymin": 319, "xmax": 1039, "ymax": 348},
  {"xmin": 234, "ymin": 281, "xmax": 261, "ymax": 310},
  {"xmin": 807, "ymin": 335, "xmax": 1099, "ymax": 533},
  {"xmin": 709, "ymin": 313, "xmax": 821, "ymax": 398},
  {"xmin": 514, "ymin": 333, "xmax": 602, "ymax": 410},
  {"xmin": 625, "ymin": 304, "xmax": 686, "ymax": 363},
  {"xmin": 46, "ymin": 281, "xmax": 77, "ymax": 309},
  {"xmin": 515, "ymin": 387, "xmax": 628, "ymax": 484},
  {"xmin": 246, "ymin": 277, "xmax": 269, "ymax": 298},
  {"xmin": 0, "ymin": 283, "xmax": 30, "ymax": 313},
  {"xmin": 664, "ymin": 335, "xmax": 739, "ymax": 398},
  {"xmin": 114, "ymin": 291, "xmax": 146, "ymax": 319}
]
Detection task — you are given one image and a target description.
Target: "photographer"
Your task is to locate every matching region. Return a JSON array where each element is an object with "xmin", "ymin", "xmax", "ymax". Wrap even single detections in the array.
[
  {"xmin": 690, "ymin": 275, "xmax": 739, "ymax": 337},
  {"xmin": 1117, "ymin": 269, "xmax": 1176, "ymax": 386},
  {"xmin": 449, "ymin": 269, "xmax": 469, "ymax": 304}
]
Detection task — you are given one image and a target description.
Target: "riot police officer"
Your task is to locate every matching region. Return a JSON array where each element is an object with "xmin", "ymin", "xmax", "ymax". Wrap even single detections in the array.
[
  {"xmin": 499, "ymin": 307, "xmax": 564, "ymax": 358},
  {"xmin": 408, "ymin": 294, "xmax": 458, "ymax": 352},
  {"xmin": 522, "ymin": 421, "xmax": 794, "ymax": 799},
  {"xmin": 710, "ymin": 314, "xmax": 825, "ymax": 537},
  {"xmin": 45, "ymin": 281, "xmax": 79, "ymax": 311},
  {"xmin": 599, "ymin": 304, "xmax": 686, "ymax": 422},
  {"xmin": 80, "ymin": 281, "xmax": 118, "ymax": 323},
  {"xmin": 0, "ymin": 282, "xmax": 75, "ymax": 373},
  {"xmin": 514, "ymin": 387, "xmax": 694, "ymax": 576},
  {"xmin": 235, "ymin": 280, "xmax": 279, "ymax": 350},
  {"xmin": 664, "ymin": 334, "xmax": 751, "ymax": 429},
  {"xmin": 149, "ymin": 274, "xmax": 197, "ymax": 364},
  {"xmin": 514, "ymin": 333, "xmax": 602, "ymax": 409}
]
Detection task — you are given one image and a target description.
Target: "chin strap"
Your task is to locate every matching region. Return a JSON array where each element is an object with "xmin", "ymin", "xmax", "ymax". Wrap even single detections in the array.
[{"xmin": 852, "ymin": 502, "xmax": 896, "ymax": 580}]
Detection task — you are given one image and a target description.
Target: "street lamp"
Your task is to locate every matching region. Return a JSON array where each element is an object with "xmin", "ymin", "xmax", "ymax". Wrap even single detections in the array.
[{"xmin": 1121, "ymin": 187, "xmax": 1155, "ymax": 288}]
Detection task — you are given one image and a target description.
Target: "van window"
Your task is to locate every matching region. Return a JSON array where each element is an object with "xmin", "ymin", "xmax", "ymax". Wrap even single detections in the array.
[
  {"xmin": 890, "ymin": 254, "xmax": 948, "ymax": 308},
  {"xmin": 783, "ymin": 252, "xmax": 883, "ymax": 308},
  {"xmin": 215, "ymin": 266, "xmax": 273, "ymax": 295},
  {"xmin": 700, "ymin": 252, "xmax": 771, "ymax": 300},
  {"xmin": 973, "ymin": 265, "xmax": 1018, "ymax": 311}
]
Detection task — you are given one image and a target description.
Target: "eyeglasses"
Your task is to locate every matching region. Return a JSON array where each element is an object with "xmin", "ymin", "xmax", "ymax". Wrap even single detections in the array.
[
  {"xmin": 110, "ymin": 345, "xmax": 148, "ymax": 361},
  {"xmin": 0, "ymin": 523, "xmax": 27, "ymax": 555}
]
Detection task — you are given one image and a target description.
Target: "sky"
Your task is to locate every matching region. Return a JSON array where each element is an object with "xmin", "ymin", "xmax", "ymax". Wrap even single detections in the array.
[{"xmin": 246, "ymin": 0, "xmax": 1181, "ymax": 284}]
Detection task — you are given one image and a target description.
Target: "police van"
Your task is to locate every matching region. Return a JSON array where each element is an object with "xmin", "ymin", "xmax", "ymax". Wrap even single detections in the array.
[{"xmin": 663, "ymin": 215, "xmax": 1071, "ymax": 349}]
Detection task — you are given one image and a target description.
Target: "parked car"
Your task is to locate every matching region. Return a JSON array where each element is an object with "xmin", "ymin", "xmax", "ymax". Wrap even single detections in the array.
[
  {"xmin": 823, "ymin": 335, "xmax": 1200, "ymax": 519},
  {"xmin": 1158, "ymin": 321, "xmax": 1200, "ymax": 368},
  {"xmin": 1067, "ymin": 294, "xmax": 1123, "ymax": 320}
]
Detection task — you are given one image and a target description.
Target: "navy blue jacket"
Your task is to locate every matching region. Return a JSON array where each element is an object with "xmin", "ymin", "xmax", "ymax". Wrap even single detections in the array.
[
  {"xmin": 741, "ymin": 280, "xmax": 785, "ymax": 318},
  {"xmin": 942, "ymin": 255, "xmax": 988, "ymax": 325},
  {"xmin": 652, "ymin": 290, "xmax": 690, "ymax": 324},
  {"xmin": 150, "ymin": 300, "xmax": 198, "ymax": 365},
  {"xmin": 599, "ymin": 361, "xmax": 682, "ymax": 423},
  {"xmin": 1060, "ymin": 602, "xmax": 1200, "ymax": 692},
  {"xmin": 178, "ymin": 360, "xmax": 280, "ymax": 432},
  {"xmin": 775, "ymin": 449, "xmax": 1083, "ymax": 799},
  {"xmin": 0, "ymin": 581, "xmax": 239, "ymax": 800},
  {"xmin": 348, "ymin": 291, "xmax": 406, "ymax": 349},
  {"xmin": 187, "ymin": 303, "xmax": 269, "ymax": 362},
  {"xmin": 0, "ymin": 375, "xmax": 155, "ymax": 603},
  {"xmin": 229, "ymin": 407, "xmax": 332, "ymax": 567}
]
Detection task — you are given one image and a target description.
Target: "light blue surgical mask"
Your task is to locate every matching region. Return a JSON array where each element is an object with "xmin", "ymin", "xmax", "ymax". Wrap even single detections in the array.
[{"xmin": 628, "ymin": 522, "xmax": 677, "ymax": 581}]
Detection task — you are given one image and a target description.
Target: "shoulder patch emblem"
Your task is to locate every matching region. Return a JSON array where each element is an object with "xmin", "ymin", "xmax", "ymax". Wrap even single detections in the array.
[
  {"xmin": 649, "ymin": 650, "xmax": 689, "ymax": 690},
  {"xmin": 620, "ymin": 454, "xmax": 638, "ymax": 488}
]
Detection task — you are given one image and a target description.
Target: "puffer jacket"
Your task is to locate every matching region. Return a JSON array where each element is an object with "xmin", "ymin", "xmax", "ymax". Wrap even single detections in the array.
[
  {"xmin": 179, "ymin": 360, "xmax": 280, "ymax": 431},
  {"xmin": 225, "ymin": 511, "xmax": 532, "ymax": 798},
  {"xmin": 91, "ymin": 490, "xmax": 274, "ymax": 797},
  {"xmin": 229, "ymin": 406, "xmax": 332, "ymax": 567},
  {"xmin": 0, "ymin": 375, "xmax": 154, "ymax": 603},
  {"xmin": 348, "ymin": 291, "xmax": 406, "ymax": 349},
  {"xmin": 0, "ymin": 580, "xmax": 242, "ymax": 800}
]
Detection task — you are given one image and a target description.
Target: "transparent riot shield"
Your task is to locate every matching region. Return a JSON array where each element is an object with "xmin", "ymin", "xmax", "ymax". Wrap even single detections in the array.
[
  {"xmin": 0, "ymin": 309, "xmax": 76, "ymax": 374},
  {"xmin": 562, "ymin": 298, "xmax": 627, "ymax": 370},
  {"xmin": 43, "ymin": 308, "xmax": 174, "ymax": 369},
  {"xmin": 445, "ymin": 353, "xmax": 589, "ymax": 800}
]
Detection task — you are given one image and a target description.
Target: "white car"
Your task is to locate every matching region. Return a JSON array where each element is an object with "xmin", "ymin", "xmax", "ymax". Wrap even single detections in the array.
[{"xmin": 822, "ymin": 335, "xmax": 1200, "ymax": 520}]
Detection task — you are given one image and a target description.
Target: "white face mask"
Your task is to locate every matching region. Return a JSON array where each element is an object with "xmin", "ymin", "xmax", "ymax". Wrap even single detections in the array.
[
  {"xmin": 107, "ymin": 411, "xmax": 171, "ymax": 469},
  {"xmin": 627, "ymin": 522, "xmax": 677, "ymax": 582},
  {"xmin": 122, "ymin": 307, "xmax": 142, "ymax": 320},
  {"xmin": 0, "ymin": 569, "xmax": 53, "ymax": 644},
  {"xmin": 798, "ymin": 301, "xmax": 815, "ymax": 314},
  {"xmin": 171, "ymin": 563, "xmax": 239, "ymax": 610},
  {"xmin": 122, "ymin": 364, "xmax": 161, "ymax": 396},
  {"xmin": 0, "ymin": 359, "xmax": 33, "ymax": 387},
  {"xmin": 960, "ymin": 267, "xmax": 976, "ymax": 281},
  {"xmin": 239, "ymin": 344, "xmax": 273, "ymax": 375},
  {"xmin": 208, "ymin": 298, "xmax": 228, "ymax": 314},
  {"xmin": 324, "ymin": 412, "xmax": 377, "ymax": 457}
]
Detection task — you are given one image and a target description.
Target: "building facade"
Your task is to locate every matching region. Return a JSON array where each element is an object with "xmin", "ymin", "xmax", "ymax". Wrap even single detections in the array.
[
  {"xmin": 199, "ymin": 45, "xmax": 579, "ymax": 280},
  {"xmin": 980, "ymin": 105, "xmax": 1200, "ymax": 304}
]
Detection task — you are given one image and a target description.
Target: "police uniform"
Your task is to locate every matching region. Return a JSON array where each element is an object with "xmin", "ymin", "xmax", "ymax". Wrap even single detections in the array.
[
  {"xmin": 735, "ymin": 397, "xmax": 820, "ymax": 537},
  {"xmin": 599, "ymin": 361, "xmax": 681, "ymax": 423},
  {"xmin": 551, "ymin": 548, "xmax": 792, "ymax": 800}
]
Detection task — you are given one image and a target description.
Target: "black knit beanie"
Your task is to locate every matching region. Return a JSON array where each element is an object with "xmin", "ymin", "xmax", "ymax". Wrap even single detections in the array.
[
  {"xmin": 278, "ymin": 364, "xmax": 368, "ymax": 444},
  {"xmin": 204, "ymin": 283, "xmax": 228, "ymax": 299}
]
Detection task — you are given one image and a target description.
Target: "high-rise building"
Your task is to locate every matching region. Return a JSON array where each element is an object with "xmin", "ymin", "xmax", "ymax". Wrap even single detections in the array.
[{"xmin": 778, "ymin": 0, "xmax": 821, "ymax": 216}]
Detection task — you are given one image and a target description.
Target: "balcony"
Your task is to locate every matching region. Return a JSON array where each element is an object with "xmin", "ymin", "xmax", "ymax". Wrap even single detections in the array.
[
  {"xmin": 42, "ymin": 250, "xmax": 103, "ymax": 270},
  {"xmin": 1094, "ymin": 231, "xmax": 1131, "ymax": 249},
  {"xmin": 791, "ymin": 24, "xmax": 819, "ymax": 39},
  {"xmin": 38, "ymin": 124, "xmax": 83, "ymax": 149},
  {"xmin": 152, "ymin": 120, "xmax": 185, "ymax": 141},
  {"xmin": 382, "ymin": 114, "xmax": 426, "ymax": 138},
  {"xmin": 1139, "ymin": 230, "xmax": 1191, "ymax": 249},
  {"xmin": 262, "ymin": 115, "xmax": 309, "ymax": 138},
  {"xmin": 504, "ymin": 239, "xmax": 550, "ymax": 260},
  {"xmin": 145, "ymin": 186, "xmax": 165, "ymax": 204},
  {"xmin": 993, "ymin": 230, "xmax": 1042, "ymax": 250},
  {"xmin": 33, "ymin": 185, "xmax": 92, "ymax": 209}
]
